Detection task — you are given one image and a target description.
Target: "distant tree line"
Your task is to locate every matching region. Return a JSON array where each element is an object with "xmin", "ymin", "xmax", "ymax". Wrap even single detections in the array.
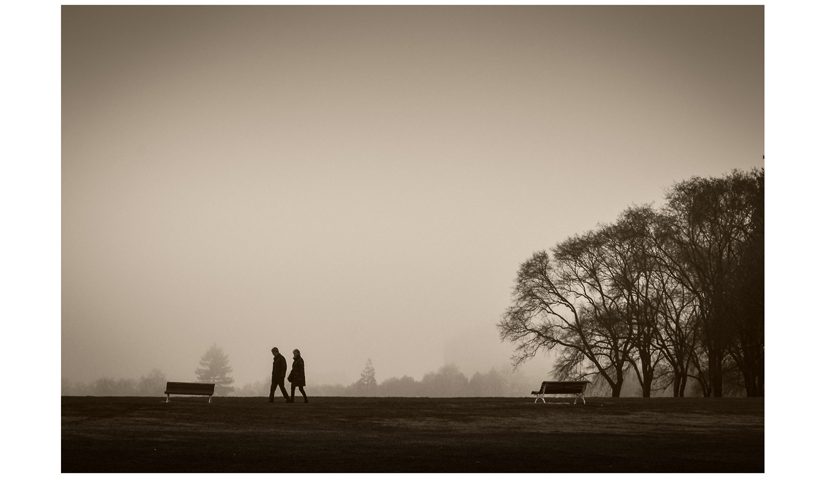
[
  {"xmin": 236, "ymin": 361, "xmax": 538, "ymax": 397},
  {"xmin": 317, "ymin": 363, "xmax": 539, "ymax": 397},
  {"xmin": 498, "ymin": 168, "xmax": 763, "ymax": 398},
  {"xmin": 63, "ymin": 344, "xmax": 236, "ymax": 396},
  {"xmin": 62, "ymin": 369, "xmax": 168, "ymax": 396}
]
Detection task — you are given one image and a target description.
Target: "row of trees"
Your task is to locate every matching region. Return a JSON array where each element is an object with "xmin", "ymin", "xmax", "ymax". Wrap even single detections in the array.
[
  {"xmin": 62, "ymin": 369, "xmax": 168, "ymax": 396},
  {"xmin": 498, "ymin": 169, "xmax": 764, "ymax": 397},
  {"xmin": 318, "ymin": 362, "xmax": 537, "ymax": 397},
  {"xmin": 62, "ymin": 344, "xmax": 236, "ymax": 396},
  {"xmin": 235, "ymin": 361, "xmax": 539, "ymax": 397}
]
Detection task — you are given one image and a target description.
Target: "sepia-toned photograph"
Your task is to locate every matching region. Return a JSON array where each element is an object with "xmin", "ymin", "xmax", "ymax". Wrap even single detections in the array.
[{"xmin": 58, "ymin": 3, "xmax": 765, "ymax": 474}]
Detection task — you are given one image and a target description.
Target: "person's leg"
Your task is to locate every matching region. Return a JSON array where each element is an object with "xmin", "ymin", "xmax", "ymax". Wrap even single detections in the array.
[
  {"xmin": 268, "ymin": 378, "xmax": 276, "ymax": 402},
  {"xmin": 299, "ymin": 386, "xmax": 308, "ymax": 403},
  {"xmin": 290, "ymin": 384, "xmax": 296, "ymax": 402},
  {"xmin": 278, "ymin": 380, "xmax": 289, "ymax": 401}
]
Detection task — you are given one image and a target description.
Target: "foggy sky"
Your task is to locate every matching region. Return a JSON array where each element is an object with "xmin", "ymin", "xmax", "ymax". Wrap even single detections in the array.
[{"xmin": 62, "ymin": 6, "xmax": 763, "ymax": 387}]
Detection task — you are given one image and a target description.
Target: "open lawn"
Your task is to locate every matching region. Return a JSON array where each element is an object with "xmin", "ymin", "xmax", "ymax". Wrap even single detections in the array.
[{"xmin": 62, "ymin": 396, "xmax": 763, "ymax": 472}]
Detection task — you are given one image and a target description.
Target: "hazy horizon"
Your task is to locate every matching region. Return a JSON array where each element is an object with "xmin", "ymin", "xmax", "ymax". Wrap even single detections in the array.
[{"xmin": 62, "ymin": 5, "xmax": 763, "ymax": 388}]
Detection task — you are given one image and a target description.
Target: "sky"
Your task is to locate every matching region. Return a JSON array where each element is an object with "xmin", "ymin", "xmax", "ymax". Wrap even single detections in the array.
[{"xmin": 62, "ymin": 5, "xmax": 763, "ymax": 387}]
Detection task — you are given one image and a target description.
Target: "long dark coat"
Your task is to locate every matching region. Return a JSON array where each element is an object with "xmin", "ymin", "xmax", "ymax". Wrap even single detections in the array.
[
  {"xmin": 288, "ymin": 356, "xmax": 306, "ymax": 387},
  {"xmin": 272, "ymin": 353, "xmax": 287, "ymax": 381}
]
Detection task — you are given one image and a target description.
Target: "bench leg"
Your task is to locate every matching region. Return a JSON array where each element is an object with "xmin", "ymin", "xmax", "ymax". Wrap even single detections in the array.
[
  {"xmin": 208, "ymin": 395, "xmax": 212, "ymax": 404},
  {"xmin": 166, "ymin": 394, "xmax": 169, "ymax": 403}
]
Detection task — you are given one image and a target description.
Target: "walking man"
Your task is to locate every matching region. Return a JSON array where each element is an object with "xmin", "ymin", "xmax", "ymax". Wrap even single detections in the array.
[{"xmin": 269, "ymin": 347, "xmax": 289, "ymax": 403}]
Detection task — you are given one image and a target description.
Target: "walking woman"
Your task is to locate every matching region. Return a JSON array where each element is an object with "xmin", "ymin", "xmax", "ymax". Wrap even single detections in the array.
[{"xmin": 287, "ymin": 348, "xmax": 308, "ymax": 403}]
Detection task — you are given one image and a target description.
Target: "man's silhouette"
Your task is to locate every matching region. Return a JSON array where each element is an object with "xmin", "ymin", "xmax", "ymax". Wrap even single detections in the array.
[{"xmin": 269, "ymin": 347, "xmax": 289, "ymax": 403}]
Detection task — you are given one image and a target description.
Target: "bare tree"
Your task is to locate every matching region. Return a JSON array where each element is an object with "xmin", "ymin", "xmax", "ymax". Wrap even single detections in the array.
[
  {"xmin": 656, "ymin": 169, "xmax": 763, "ymax": 397},
  {"xmin": 727, "ymin": 170, "xmax": 764, "ymax": 396},
  {"xmin": 500, "ymin": 169, "xmax": 763, "ymax": 398},
  {"xmin": 594, "ymin": 207, "xmax": 668, "ymax": 397},
  {"xmin": 499, "ymin": 232, "xmax": 636, "ymax": 397},
  {"xmin": 649, "ymin": 263, "xmax": 700, "ymax": 397}
]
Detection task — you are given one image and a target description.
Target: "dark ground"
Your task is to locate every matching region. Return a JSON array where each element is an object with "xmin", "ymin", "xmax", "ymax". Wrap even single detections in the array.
[{"xmin": 62, "ymin": 396, "xmax": 763, "ymax": 473}]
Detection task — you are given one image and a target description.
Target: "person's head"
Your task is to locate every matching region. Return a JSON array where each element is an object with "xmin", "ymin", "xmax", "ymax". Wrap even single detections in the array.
[
  {"xmin": 271, "ymin": 347, "xmax": 279, "ymax": 355},
  {"xmin": 293, "ymin": 349, "xmax": 301, "ymax": 358}
]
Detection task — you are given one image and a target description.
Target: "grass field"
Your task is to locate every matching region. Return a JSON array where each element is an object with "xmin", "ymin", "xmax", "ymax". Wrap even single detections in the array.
[{"xmin": 62, "ymin": 396, "xmax": 763, "ymax": 473}]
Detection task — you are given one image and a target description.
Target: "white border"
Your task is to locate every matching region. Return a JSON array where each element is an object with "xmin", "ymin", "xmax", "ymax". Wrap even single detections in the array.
[{"xmin": 8, "ymin": 1, "xmax": 823, "ymax": 479}]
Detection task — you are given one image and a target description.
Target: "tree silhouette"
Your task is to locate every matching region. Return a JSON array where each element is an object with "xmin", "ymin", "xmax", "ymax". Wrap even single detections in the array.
[
  {"xmin": 353, "ymin": 359, "xmax": 377, "ymax": 394},
  {"xmin": 658, "ymin": 169, "xmax": 763, "ymax": 396},
  {"xmin": 499, "ymin": 168, "xmax": 764, "ymax": 397},
  {"xmin": 420, "ymin": 365, "xmax": 469, "ymax": 397},
  {"xmin": 195, "ymin": 344, "xmax": 234, "ymax": 395},
  {"xmin": 498, "ymin": 243, "xmax": 635, "ymax": 397}
]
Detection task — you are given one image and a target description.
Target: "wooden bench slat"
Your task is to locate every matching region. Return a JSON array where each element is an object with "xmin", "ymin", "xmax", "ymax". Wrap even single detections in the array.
[{"xmin": 166, "ymin": 388, "xmax": 213, "ymax": 395}]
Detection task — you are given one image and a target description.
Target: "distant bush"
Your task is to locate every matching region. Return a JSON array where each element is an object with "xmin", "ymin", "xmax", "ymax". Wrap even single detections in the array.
[{"xmin": 62, "ymin": 369, "xmax": 167, "ymax": 396}]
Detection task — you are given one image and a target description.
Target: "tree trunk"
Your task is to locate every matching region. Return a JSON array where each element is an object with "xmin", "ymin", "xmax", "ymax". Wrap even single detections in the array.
[
  {"xmin": 608, "ymin": 367, "xmax": 624, "ymax": 398},
  {"xmin": 755, "ymin": 372, "xmax": 764, "ymax": 397},
  {"xmin": 709, "ymin": 349, "xmax": 723, "ymax": 397},
  {"xmin": 672, "ymin": 369, "xmax": 686, "ymax": 397},
  {"xmin": 739, "ymin": 342, "xmax": 764, "ymax": 397},
  {"xmin": 695, "ymin": 372, "xmax": 711, "ymax": 397},
  {"xmin": 742, "ymin": 370, "xmax": 755, "ymax": 397},
  {"xmin": 633, "ymin": 357, "xmax": 654, "ymax": 398},
  {"xmin": 641, "ymin": 373, "xmax": 653, "ymax": 398}
]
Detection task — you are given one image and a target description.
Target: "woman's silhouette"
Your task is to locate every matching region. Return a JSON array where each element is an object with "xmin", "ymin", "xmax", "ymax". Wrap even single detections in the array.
[{"xmin": 287, "ymin": 348, "xmax": 308, "ymax": 403}]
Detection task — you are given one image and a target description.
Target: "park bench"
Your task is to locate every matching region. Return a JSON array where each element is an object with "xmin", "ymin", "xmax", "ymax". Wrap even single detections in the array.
[
  {"xmin": 164, "ymin": 382, "xmax": 215, "ymax": 403},
  {"xmin": 531, "ymin": 381, "xmax": 590, "ymax": 405}
]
